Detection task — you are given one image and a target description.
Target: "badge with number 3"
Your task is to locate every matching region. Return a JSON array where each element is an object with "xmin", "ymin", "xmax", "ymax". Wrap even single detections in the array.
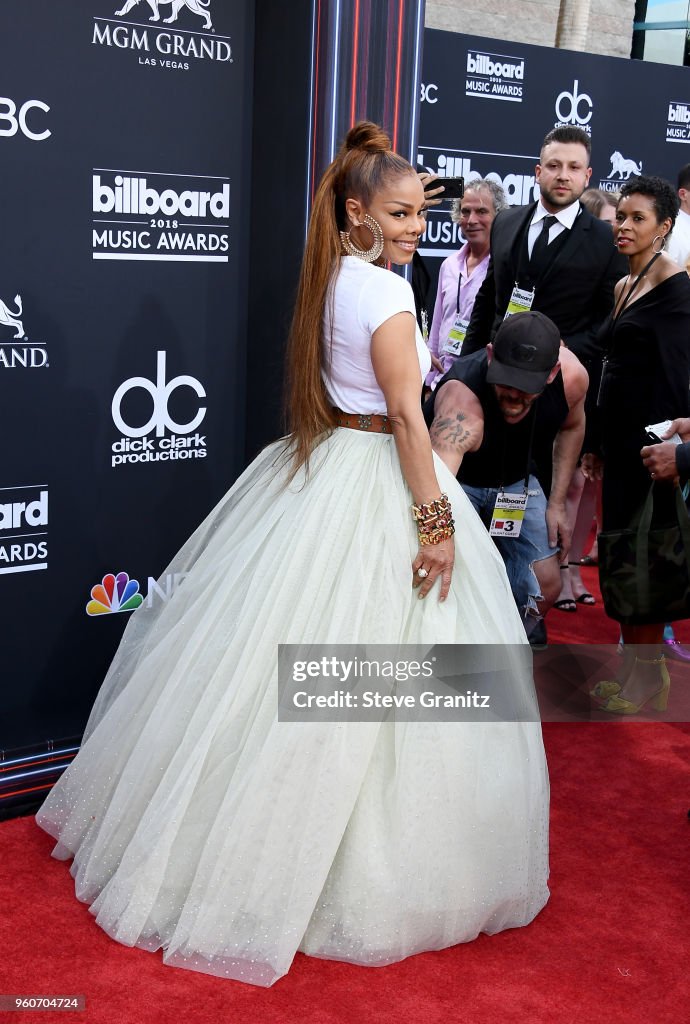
[{"xmin": 489, "ymin": 492, "xmax": 528, "ymax": 538}]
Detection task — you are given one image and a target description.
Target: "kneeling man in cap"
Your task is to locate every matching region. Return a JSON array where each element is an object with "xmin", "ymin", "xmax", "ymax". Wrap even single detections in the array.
[{"xmin": 426, "ymin": 310, "xmax": 588, "ymax": 643}]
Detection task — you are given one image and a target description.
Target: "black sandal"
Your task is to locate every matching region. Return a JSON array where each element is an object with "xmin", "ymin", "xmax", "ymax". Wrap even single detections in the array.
[
  {"xmin": 569, "ymin": 562, "xmax": 596, "ymax": 604},
  {"xmin": 554, "ymin": 565, "xmax": 577, "ymax": 612}
]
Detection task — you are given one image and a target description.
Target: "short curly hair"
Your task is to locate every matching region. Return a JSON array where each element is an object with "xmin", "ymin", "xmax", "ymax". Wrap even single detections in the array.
[{"xmin": 618, "ymin": 175, "xmax": 680, "ymax": 226}]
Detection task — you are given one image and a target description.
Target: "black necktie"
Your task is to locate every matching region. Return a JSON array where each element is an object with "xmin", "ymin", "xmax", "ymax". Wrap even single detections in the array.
[{"xmin": 529, "ymin": 215, "xmax": 558, "ymax": 278}]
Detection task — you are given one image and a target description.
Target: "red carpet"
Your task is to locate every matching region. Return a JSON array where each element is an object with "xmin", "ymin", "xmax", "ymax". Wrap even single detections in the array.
[
  {"xmin": 548, "ymin": 562, "xmax": 690, "ymax": 645},
  {"xmin": 2, "ymin": 565, "xmax": 688, "ymax": 1023},
  {"xmin": 1, "ymin": 719, "xmax": 689, "ymax": 1024}
]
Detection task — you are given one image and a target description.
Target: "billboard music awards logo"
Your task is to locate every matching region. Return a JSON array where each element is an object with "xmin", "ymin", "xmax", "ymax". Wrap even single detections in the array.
[
  {"xmin": 417, "ymin": 147, "xmax": 539, "ymax": 256},
  {"xmin": 86, "ymin": 570, "xmax": 187, "ymax": 615},
  {"xmin": 0, "ymin": 485, "xmax": 48, "ymax": 575},
  {"xmin": 667, "ymin": 101, "xmax": 690, "ymax": 143},
  {"xmin": 92, "ymin": 1, "xmax": 231, "ymax": 72},
  {"xmin": 0, "ymin": 292, "xmax": 49, "ymax": 370},
  {"xmin": 110, "ymin": 350, "xmax": 208, "ymax": 468},
  {"xmin": 92, "ymin": 169, "xmax": 230, "ymax": 261},
  {"xmin": 553, "ymin": 79, "xmax": 593, "ymax": 135},
  {"xmin": 465, "ymin": 50, "xmax": 525, "ymax": 103}
]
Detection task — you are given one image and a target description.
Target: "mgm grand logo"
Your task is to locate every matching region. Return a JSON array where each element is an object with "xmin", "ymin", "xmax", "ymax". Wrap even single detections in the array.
[
  {"xmin": 0, "ymin": 293, "xmax": 48, "ymax": 369},
  {"xmin": 598, "ymin": 151, "xmax": 643, "ymax": 193},
  {"xmin": 115, "ymin": 1, "xmax": 213, "ymax": 29},
  {"xmin": 93, "ymin": 1, "xmax": 232, "ymax": 69}
]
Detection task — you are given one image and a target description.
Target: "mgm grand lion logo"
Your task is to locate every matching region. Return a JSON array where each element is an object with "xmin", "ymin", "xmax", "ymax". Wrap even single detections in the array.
[
  {"xmin": 607, "ymin": 151, "xmax": 642, "ymax": 180},
  {"xmin": 115, "ymin": 0, "xmax": 213, "ymax": 30},
  {"xmin": 0, "ymin": 294, "xmax": 25, "ymax": 340}
]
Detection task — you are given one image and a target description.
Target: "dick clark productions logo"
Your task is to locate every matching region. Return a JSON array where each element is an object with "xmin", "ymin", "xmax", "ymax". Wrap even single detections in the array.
[{"xmin": 111, "ymin": 350, "xmax": 208, "ymax": 468}]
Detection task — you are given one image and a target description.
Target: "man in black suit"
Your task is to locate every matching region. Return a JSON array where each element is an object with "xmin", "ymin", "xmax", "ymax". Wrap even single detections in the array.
[
  {"xmin": 463, "ymin": 125, "xmax": 625, "ymax": 368},
  {"xmin": 447, "ymin": 126, "xmax": 625, "ymax": 644}
]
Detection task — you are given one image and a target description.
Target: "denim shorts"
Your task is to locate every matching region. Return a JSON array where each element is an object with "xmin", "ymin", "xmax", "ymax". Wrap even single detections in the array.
[{"xmin": 461, "ymin": 474, "xmax": 556, "ymax": 614}]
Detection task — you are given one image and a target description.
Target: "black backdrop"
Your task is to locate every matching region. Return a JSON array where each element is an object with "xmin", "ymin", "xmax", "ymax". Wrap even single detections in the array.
[
  {"xmin": 418, "ymin": 30, "xmax": 690, "ymax": 285},
  {"xmin": 6, "ymin": 15, "xmax": 687, "ymax": 803},
  {"xmin": 1, "ymin": 1, "xmax": 253, "ymax": 751},
  {"xmin": 0, "ymin": 0, "xmax": 425, "ymax": 814}
]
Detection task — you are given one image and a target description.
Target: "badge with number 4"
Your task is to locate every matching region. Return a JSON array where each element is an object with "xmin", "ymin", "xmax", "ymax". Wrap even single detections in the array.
[
  {"xmin": 441, "ymin": 316, "xmax": 469, "ymax": 357},
  {"xmin": 489, "ymin": 492, "xmax": 528, "ymax": 538}
]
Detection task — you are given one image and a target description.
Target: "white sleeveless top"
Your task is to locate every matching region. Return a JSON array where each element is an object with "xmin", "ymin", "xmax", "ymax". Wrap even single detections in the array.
[{"xmin": 322, "ymin": 256, "xmax": 431, "ymax": 415}]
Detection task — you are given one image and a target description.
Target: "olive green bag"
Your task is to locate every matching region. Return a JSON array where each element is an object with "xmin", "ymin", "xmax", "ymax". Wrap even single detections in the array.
[{"xmin": 598, "ymin": 484, "xmax": 690, "ymax": 625}]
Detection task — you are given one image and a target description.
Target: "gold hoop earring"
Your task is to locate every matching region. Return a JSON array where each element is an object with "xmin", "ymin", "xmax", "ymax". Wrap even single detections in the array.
[
  {"xmin": 652, "ymin": 234, "xmax": 667, "ymax": 254},
  {"xmin": 340, "ymin": 213, "xmax": 385, "ymax": 263}
]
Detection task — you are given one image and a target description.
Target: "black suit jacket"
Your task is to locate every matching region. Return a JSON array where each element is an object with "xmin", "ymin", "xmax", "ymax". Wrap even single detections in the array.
[{"xmin": 463, "ymin": 202, "xmax": 627, "ymax": 366}]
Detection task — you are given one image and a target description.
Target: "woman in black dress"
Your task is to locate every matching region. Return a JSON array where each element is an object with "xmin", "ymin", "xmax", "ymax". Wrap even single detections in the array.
[{"xmin": 585, "ymin": 176, "xmax": 690, "ymax": 713}]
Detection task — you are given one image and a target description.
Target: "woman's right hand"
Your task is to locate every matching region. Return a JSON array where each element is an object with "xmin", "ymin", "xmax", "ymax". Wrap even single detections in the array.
[
  {"xmin": 412, "ymin": 537, "xmax": 455, "ymax": 601},
  {"xmin": 418, "ymin": 171, "xmax": 444, "ymax": 208}
]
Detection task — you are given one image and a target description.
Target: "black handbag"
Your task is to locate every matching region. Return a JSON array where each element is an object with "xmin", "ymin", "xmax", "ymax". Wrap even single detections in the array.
[{"xmin": 598, "ymin": 483, "xmax": 690, "ymax": 625}]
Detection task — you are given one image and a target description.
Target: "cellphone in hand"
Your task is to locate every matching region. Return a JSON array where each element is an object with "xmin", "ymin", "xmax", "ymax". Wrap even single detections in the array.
[
  {"xmin": 645, "ymin": 420, "xmax": 681, "ymax": 445},
  {"xmin": 424, "ymin": 176, "xmax": 465, "ymax": 200}
]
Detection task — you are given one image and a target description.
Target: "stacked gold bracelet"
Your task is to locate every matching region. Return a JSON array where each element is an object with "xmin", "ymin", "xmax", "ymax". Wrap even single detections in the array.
[{"xmin": 411, "ymin": 494, "xmax": 455, "ymax": 546}]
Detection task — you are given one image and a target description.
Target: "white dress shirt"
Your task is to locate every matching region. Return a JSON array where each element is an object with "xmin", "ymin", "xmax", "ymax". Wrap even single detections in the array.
[{"xmin": 527, "ymin": 200, "xmax": 581, "ymax": 258}]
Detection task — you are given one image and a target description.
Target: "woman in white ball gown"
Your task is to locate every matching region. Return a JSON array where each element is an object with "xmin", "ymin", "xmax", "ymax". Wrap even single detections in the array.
[{"xmin": 37, "ymin": 123, "xmax": 549, "ymax": 987}]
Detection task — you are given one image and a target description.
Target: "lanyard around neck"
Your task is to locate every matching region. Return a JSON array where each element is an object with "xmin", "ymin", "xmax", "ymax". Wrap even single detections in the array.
[
  {"xmin": 499, "ymin": 400, "xmax": 540, "ymax": 493},
  {"xmin": 612, "ymin": 251, "xmax": 662, "ymax": 323},
  {"xmin": 455, "ymin": 248, "xmax": 487, "ymax": 313}
]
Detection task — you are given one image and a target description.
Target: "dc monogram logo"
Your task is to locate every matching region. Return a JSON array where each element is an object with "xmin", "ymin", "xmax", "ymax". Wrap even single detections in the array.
[
  {"xmin": 555, "ymin": 80, "xmax": 593, "ymax": 126},
  {"xmin": 112, "ymin": 351, "xmax": 206, "ymax": 438},
  {"xmin": 114, "ymin": 0, "xmax": 213, "ymax": 30}
]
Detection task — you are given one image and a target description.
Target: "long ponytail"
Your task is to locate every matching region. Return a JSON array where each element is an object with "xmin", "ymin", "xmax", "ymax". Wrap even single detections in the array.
[{"xmin": 284, "ymin": 122, "xmax": 414, "ymax": 476}]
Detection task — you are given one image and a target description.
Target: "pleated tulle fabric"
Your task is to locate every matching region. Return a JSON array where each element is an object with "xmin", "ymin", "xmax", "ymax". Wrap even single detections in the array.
[{"xmin": 36, "ymin": 429, "xmax": 549, "ymax": 986}]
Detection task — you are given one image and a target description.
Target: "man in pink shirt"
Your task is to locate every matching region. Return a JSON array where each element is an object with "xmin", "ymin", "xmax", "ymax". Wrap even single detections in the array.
[{"xmin": 426, "ymin": 179, "xmax": 507, "ymax": 390}]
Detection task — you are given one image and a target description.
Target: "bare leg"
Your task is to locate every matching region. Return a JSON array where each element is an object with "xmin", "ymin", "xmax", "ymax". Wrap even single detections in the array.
[
  {"xmin": 571, "ymin": 476, "xmax": 596, "ymax": 559},
  {"xmin": 555, "ymin": 468, "xmax": 585, "ymax": 605},
  {"xmin": 617, "ymin": 623, "xmax": 667, "ymax": 706},
  {"xmin": 583, "ymin": 479, "xmax": 602, "ymax": 562},
  {"xmin": 533, "ymin": 553, "xmax": 561, "ymax": 616},
  {"xmin": 568, "ymin": 476, "xmax": 597, "ymax": 601}
]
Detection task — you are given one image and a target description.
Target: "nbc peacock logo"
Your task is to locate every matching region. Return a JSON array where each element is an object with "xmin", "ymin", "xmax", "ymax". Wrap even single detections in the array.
[{"xmin": 86, "ymin": 571, "xmax": 144, "ymax": 616}]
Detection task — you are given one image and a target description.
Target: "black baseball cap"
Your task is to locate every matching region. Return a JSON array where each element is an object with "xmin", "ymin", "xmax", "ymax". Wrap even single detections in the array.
[{"xmin": 486, "ymin": 311, "xmax": 561, "ymax": 393}]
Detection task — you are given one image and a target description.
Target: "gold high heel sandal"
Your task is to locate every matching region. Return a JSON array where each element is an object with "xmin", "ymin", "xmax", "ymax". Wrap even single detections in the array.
[
  {"xmin": 600, "ymin": 656, "xmax": 670, "ymax": 715},
  {"xmin": 590, "ymin": 679, "xmax": 622, "ymax": 701}
]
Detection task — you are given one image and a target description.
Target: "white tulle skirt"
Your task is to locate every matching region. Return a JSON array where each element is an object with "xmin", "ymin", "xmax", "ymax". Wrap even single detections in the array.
[{"xmin": 36, "ymin": 428, "xmax": 549, "ymax": 986}]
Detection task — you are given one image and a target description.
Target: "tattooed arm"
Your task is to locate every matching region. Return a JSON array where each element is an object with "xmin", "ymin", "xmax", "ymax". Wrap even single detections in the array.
[{"xmin": 429, "ymin": 380, "xmax": 485, "ymax": 475}]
